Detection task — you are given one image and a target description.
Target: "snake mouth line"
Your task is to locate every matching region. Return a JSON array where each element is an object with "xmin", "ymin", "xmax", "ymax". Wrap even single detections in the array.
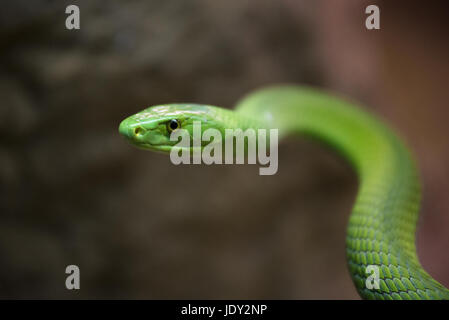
[{"xmin": 134, "ymin": 143, "xmax": 198, "ymax": 154}]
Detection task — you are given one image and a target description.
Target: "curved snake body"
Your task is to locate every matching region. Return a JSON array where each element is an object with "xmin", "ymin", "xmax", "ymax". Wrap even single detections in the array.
[{"xmin": 119, "ymin": 85, "xmax": 449, "ymax": 299}]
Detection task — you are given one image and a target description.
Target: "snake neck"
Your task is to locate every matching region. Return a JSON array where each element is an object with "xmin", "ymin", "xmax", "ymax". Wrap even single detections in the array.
[{"xmin": 234, "ymin": 85, "xmax": 449, "ymax": 299}]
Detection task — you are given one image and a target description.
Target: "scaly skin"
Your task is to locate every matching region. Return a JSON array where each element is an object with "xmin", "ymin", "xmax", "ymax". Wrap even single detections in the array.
[{"xmin": 119, "ymin": 85, "xmax": 449, "ymax": 299}]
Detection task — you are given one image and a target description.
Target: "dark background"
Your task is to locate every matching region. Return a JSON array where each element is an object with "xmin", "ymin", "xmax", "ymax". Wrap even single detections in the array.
[{"xmin": 0, "ymin": 0, "xmax": 448, "ymax": 299}]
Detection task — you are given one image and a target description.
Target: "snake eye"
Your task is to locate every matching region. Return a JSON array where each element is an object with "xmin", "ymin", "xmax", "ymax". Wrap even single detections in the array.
[{"xmin": 167, "ymin": 119, "xmax": 180, "ymax": 133}]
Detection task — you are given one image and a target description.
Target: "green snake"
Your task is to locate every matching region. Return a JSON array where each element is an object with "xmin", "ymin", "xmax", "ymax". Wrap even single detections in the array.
[{"xmin": 119, "ymin": 85, "xmax": 449, "ymax": 300}]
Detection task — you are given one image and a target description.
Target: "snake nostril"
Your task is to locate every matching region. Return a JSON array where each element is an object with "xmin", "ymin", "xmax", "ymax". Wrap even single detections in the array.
[{"xmin": 134, "ymin": 127, "xmax": 143, "ymax": 136}]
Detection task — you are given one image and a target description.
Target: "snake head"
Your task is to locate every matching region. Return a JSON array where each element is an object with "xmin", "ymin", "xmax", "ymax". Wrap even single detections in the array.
[{"xmin": 119, "ymin": 103, "xmax": 225, "ymax": 153}]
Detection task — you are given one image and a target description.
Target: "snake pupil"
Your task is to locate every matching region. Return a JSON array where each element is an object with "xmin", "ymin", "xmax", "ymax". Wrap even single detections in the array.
[{"xmin": 169, "ymin": 119, "xmax": 179, "ymax": 131}]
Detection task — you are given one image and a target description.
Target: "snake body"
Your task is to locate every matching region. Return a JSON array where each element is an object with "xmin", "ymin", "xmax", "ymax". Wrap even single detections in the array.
[{"xmin": 119, "ymin": 85, "xmax": 449, "ymax": 299}]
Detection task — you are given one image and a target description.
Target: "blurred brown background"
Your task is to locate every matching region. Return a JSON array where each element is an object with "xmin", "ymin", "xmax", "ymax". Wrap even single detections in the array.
[{"xmin": 0, "ymin": 0, "xmax": 448, "ymax": 299}]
